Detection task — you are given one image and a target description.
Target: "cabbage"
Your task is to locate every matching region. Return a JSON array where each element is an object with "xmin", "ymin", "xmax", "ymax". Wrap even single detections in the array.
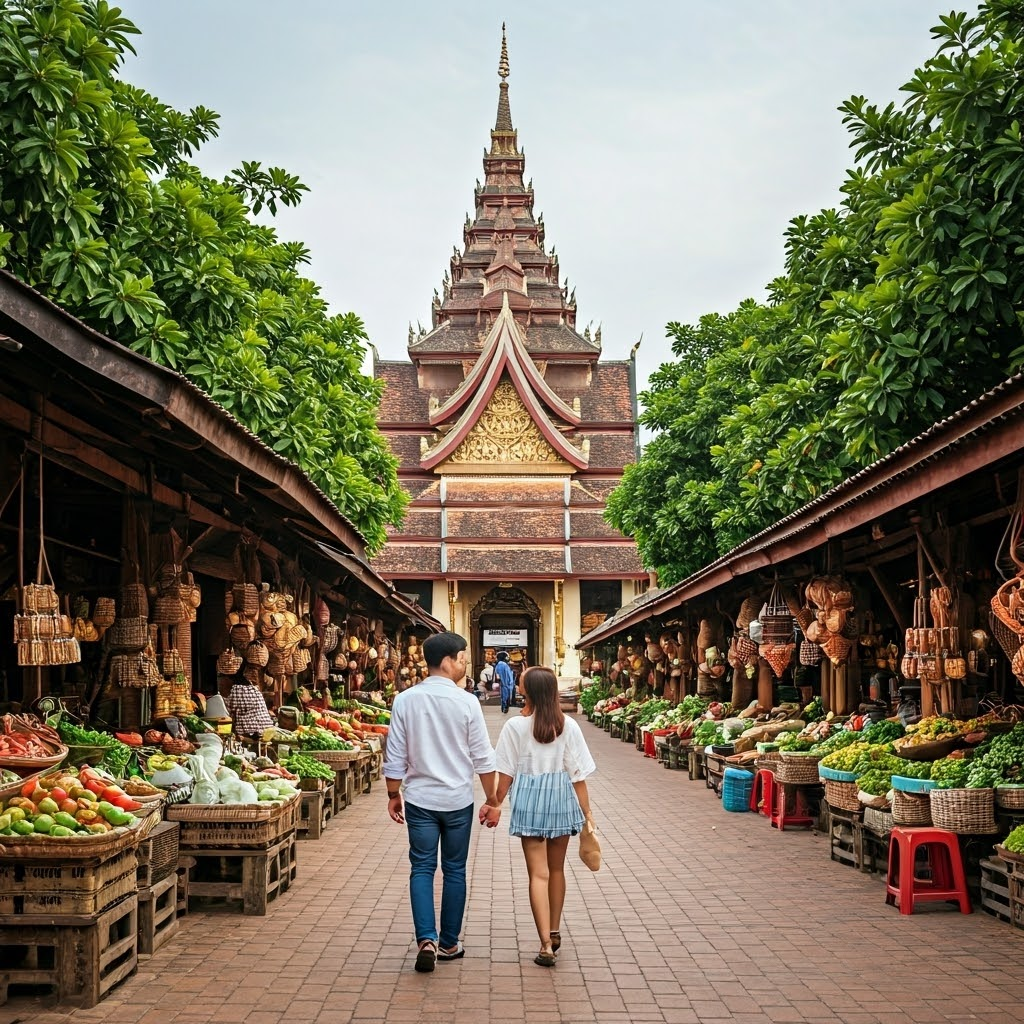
[
  {"xmin": 190, "ymin": 779, "xmax": 219, "ymax": 804},
  {"xmin": 218, "ymin": 778, "xmax": 259, "ymax": 804},
  {"xmin": 215, "ymin": 766, "xmax": 239, "ymax": 783}
]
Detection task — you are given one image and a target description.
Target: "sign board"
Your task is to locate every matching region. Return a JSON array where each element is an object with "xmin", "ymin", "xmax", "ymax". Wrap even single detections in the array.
[{"xmin": 483, "ymin": 629, "xmax": 528, "ymax": 647}]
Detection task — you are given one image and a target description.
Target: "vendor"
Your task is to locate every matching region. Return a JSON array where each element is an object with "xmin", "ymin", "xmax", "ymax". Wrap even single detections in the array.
[{"xmin": 226, "ymin": 669, "xmax": 275, "ymax": 739}]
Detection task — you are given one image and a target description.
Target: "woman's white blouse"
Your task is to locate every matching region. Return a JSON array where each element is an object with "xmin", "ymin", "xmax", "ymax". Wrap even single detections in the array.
[{"xmin": 495, "ymin": 715, "xmax": 596, "ymax": 781}]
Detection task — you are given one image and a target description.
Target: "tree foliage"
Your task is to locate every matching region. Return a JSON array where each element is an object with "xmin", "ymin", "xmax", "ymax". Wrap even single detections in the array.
[
  {"xmin": 609, "ymin": 1, "xmax": 1024, "ymax": 585},
  {"xmin": 0, "ymin": 0, "xmax": 406, "ymax": 553}
]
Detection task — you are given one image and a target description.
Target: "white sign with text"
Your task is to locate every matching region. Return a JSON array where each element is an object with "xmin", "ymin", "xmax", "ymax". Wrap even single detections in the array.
[{"xmin": 482, "ymin": 629, "xmax": 528, "ymax": 647}]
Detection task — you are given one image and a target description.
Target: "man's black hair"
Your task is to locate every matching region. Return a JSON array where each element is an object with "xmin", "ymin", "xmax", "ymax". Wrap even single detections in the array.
[
  {"xmin": 422, "ymin": 631, "xmax": 467, "ymax": 669},
  {"xmin": 496, "ymin": 651, "xmax": 509, "ymax": 662}
]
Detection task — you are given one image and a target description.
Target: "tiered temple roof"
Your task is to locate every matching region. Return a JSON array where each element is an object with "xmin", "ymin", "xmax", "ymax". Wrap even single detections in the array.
[{"xmin": 371, "ymin": 27, "xmax": 643, "ymax": 581}]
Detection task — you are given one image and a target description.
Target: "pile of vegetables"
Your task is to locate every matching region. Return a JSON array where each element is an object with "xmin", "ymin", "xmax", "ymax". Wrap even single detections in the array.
[
  {"xmin": 802, "ymin": 696, "xmax": 824, "ymax": 722},
  {"xmin": 856, "ymin": 769, "xmax": 894, "ymax": 797},
  {"xmin": 294, "ymin": 726, "xmax": 355, "ymax": 752},
  {"xmin": 962, "ymin": 724, "xmax": 1024, "ymax": 788},
  {"xmin": 56, "ymin": 721, "xmax": 133, "ymax": 777},
  {"xmin": 861, "ymin": 720, "xmax": 905, "ymax": 744},
  {"xmin": 281, "ymin": 753, "xmax": 335, "ymax": 781},
  {"xmin": 580, "ymin": 684, "xmax": 609, "ymax": 716},
  {"xmin": 1002, "ymin": 824, "xmax": 1024, "ymax": 854},
  {"xmin": 930, "ymin": 757, "xmax": 970, "ymax": 789},
  {"xmin": 776, "ymin": 731, "xmax": 816, "ymax": 752}
]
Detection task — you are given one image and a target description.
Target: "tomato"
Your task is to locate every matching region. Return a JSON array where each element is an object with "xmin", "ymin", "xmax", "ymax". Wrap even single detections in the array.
[
  {"xmin": 59, "ymin": 798, "xmax": 79, "ymax": 815},
  {"xmin": 20, "ymin": 779, "xmax": 37, "ymax": 800},
  {"xmin": 112, "ymin": 793, "xmax": 142, "ymax": 811},
  {"xmin": 100, "ymin": 787, "xmax": 125, "ymax": 803},
  {"xmin": 84, "ymin": 780, "xmax": 105, "ymax": 795},
  {"xmin": 50, "ymin": 787, "xmax": 68, "ymax": 805}
]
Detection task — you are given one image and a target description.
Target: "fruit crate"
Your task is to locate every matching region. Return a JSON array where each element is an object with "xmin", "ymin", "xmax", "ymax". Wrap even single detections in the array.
[
  {"xmin": 332, "ymin": 764, "xmax": 355, "ymax": 813},
  {"xmin": 297, "ymin": 783, "xmax": 334, "ymax": 841},
  {"xmin": 0, "ymin": 894, "xmax": 138, "ymax": 1008},
  {"xmin": 137, "ymin": 871, "xmax": 178, "ymax": 957},
  {"xmin": 186, "ymin": 831, "xmax": 297, "ymax": 916},
  {"xmin": 136, "ymin": 820, "xmax": 180, "ymax": 887},
  {"xmin": 168, "ymin": 795, "xmax": 301, "ymax": 849},
  {"xmin": 979, "ymin": 857, "xmax": 1011, "ymax": 922},
  {"xmin": 827, "ymin": 806, "xmax": 864, "ymax": 870},
  {"xmin": 0, "ymin": 849, "xmax": 137, "ymax": 917}
]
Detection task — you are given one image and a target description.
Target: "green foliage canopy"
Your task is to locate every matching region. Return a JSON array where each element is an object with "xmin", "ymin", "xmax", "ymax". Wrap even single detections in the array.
[
  {"xmin": 0, "ymin": 0, "xmax": 406, "ymax": 553},
  {"xmin": 608, "ymin": 1, "xmax": 1024, "ymax": 585}
]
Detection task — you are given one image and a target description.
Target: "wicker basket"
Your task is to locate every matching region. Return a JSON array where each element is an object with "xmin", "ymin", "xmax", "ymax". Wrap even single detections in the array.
[
  {"xmin": 217, "ymin": 648, "xmax": 243, "ymax": 676},
  {"xmin": 996, "ymin": 785, "xmax": 1024, "ymax": 810},
  {"xmin": 309, "ymin": 748, "xmax": 361, "ymax": 766},
  {"xmin": 863, "ymin": 805, "xmax": 893, "ymax": 837},
  {"xmin": 929, "ymin": 787, "xmax": 998, "ymax": 833},
  {"xmin": 120, "ymin": 583, "xmax": 149, "ymax": 619},
  {"xmin": 21, "ymin": 583, "xmax": 58, "ymax": 614},
  {"xmin": 892, "ymin": 735, "xmax": 963, "ymax": 762},
  {"xmin": 107, "ymin": 615, "xmax": 148, "ymax": 651},
  {"xmin": 891, "ymin": 789, "xmax": 932, "ymax": 825},
  {"xmin": 775, "ymin": 757, "xmax": 821, "ymax": 785},
  {"xmin": 824, "ymin": 779, "xmax": 861, "ymax": 813},
  {"xmin": 0, "ymin": 817, "xmax": 145, "ymax": 860},
  {"xmin": 93, "ymin": 596, "xmax": 116, "ymax": 628}
]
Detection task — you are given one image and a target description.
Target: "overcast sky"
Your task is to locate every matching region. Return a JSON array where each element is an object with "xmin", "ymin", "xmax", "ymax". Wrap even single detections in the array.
[{"xmin": 117, "ymin": 1, "xmax": 945, "ymax": 390}]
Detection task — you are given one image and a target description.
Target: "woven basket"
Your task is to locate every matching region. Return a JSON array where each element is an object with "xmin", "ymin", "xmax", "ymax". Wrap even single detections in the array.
[
  {"xmin": 892, "ymin": 788, "xmax": 932, "ymax": 825},
  {"xmin": 775, "ymin": 757, "xmax": 821, "ymax": 785},
  {"xmin": 107, "ymin": 615, "xmax": 148, "ymax": 651},
  {"xmin": 232, "ymin": 582, "xmax": 260, "ymax": 617},
  {"xmin": 820, "ymin": 632, "xmax": 852, "ymax": 665},
  {"xmin": 217, "ymin": 648, "xmax": 243, "ymax": 676},
  {"xmin": 120, "ymin": 583, "xmax": 149, "ymax": 619},
  {"xmin": 161, "ymin": 649, "xmax": 186, "ymax": 677},
  {"xmin": 229, "ymin": 620, "xmax": 256, "ymax": 649},
  {"xmin": 110, "ymin": 652, "xmax": 159, "ymax": 688},
  {"xmin": 824, "ymin": 779, "xmax": 861, "ymax": 813},
  {"xmin": 799, "ymin": 640, "xmax": 822, "ymax": 666},
  {"xmin": 929, "ymin": 787, "xmax": 997, "ymax": 833},
  {"xmin": 93, "ymin": 596, "xmax": 116, "ymax": 628},
  {"xmin": 17, "ymin": 636, "xmax": 81, "ymax": 666},
  {"xmin": 151, "ymin": 594, "xmax": 188, "ymax": 626},
  {"xmin": 21, "ymin": 583, "xmax": 58, "ymax": 614},
  {"xmin": 322, "ymin": 622, "xmax": 340, "ymax": 654},
  {"xmin": 996, "ymin": 785, "xmax": 1024, "ymax": 810},
  {"xmin": 309, "ymin": 748, "xmax": 361, "ymax": 766},
  {"xmin": 863, "ymin": 805, "xmax": 893, "ymax": 837},
  {"xmin": 245, "ymin": 639, "xmax": 270, "ymax": 667}
]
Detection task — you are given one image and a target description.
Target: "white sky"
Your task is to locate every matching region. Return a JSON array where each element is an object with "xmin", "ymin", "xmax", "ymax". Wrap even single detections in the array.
[{"xmin": 117, "ymin": 1, "xmax": 944, "ymax": 390}]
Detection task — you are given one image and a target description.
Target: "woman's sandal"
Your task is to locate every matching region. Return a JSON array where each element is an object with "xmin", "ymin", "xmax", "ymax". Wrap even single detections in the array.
[
  {"xmin": 549, "ymin": 931, "xmax": 561, "ymax": 953},
  {"xmin": 534, "ymin": 947, "xmax": 557, "ymax": 967}
]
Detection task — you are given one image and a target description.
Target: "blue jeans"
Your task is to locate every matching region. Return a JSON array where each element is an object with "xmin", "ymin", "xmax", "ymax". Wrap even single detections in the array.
[{"xmin": 405, "ymin": 801, "xmax": 474, "ymax": 948}]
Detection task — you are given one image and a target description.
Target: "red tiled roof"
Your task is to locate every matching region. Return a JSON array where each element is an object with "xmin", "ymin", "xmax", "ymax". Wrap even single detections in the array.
[
  {"xmin": 576, "ymin": 363, "xmax": 634, "ymax": 423},
  {"xmin": 447, "ymin": 507, "xmax": 565, "ymax": 541},
  {"xmin": 386, "ymin": 510, "xmax": 441, "ymax": 538},
  {"xmin": 582, "ymin": 433, "xmax": 637, "ymax": 470},
  {"xmin": 571, "ymin": 544, "xmax": 645, "ymax": 576},
  {"xmin": 446, "ymin": 545, "xmax": 567, "ymax": 575},
  {"xmin": 575, "ymin": 478, "xmax": 621, "ymax": 501},
  {"xmin": 369, "ymin": 544, "xmax": 441, "ymax": 576},
  {"xmin": 444, "ymin": 477, "xmax": 566, "ymax": 504},
  {"xmin": 384, "ymin": 433, "xmax": 425, "ymax": 470},
  {"xmin": 377, "ymin": 362, "xmax": 430, "ymax": 423},
  {"xmin": 570, "ymin": 510, "xmax": 625, "ymax": 540},
  {"xmin": 403, "ymin": 479, "xmax": 439, "ymax": 501}
]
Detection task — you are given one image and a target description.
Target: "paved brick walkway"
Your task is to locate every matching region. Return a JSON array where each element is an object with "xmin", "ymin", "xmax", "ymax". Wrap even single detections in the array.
[{"xmin": 8, "ymin": 706, "xmax": 1024, "ymax": 1024}]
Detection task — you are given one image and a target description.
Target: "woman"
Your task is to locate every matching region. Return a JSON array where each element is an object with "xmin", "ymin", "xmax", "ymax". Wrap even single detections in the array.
[
  {"xmin": 226, "ymin": 669, "xmax": 275, "ymax": 739},
  {"xmin": 487, "ymin": 665, "xmax": 596, "ymax": 967}
]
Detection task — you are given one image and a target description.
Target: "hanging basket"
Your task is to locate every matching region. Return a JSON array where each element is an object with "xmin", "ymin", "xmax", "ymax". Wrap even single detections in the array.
[
  {"xmin": 820, "ymin": 632, "xmax": 852, "ymax": 665},
  {"xmin": 110, "ymin": 652, "xmax": 159, "ymax": 688},
  {"xmin": 17, "ymin": 637, "xmax": 82, "ymax": 667},
  {"xmin": 120, "ymin": 583, "xmax": 149, "ymax": 619},
  {"xmin": 229, "ymin": 620, "xmax": 257, "ymax": 649},
  {"xmin": 21, "ymin": 583, "xmax": 58, "ymax": 614},
  {"xmin": 161, "ymin": 649, "xmax": 186, "ymax": 677},
  {"xmin": 760, "ymin": 642, "xmax": 795, "ymax": 678},
  {"xmin": 245, "ymin": 639, "xmax": 270, "ymax": 667},
  {"xmin": 799, "ymin": 640, "xmax": 822, "ymax": 666},
  {"xmin": 107, "ymin": 616, "xmax": 148, "ymax": 651},
  {"xmin": 232, "ymin": 582, "xmax": 260, "ymax": 617},
  {"xmin": 93, "ymin": 596, "xmax": 116, "ymax": 628},
  {"xmin": 322, "ymin": 622, "xmax": 340, "ymax": 654},
  {"xmin": 217, "ymin": 648, "xmax": 243, "ymax": 676}
]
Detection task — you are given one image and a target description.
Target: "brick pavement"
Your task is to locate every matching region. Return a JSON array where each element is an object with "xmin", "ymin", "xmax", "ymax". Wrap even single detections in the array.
[{"xmin": 7, "ymin": 706, "xmax": 1024, "ymax": 1024}]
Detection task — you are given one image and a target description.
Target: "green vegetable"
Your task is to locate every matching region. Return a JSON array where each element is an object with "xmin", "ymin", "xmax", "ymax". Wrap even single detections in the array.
[
  {"xmin": 930, "ymin": 757, "xmax": 970, "ymax": 789},
  {"xmin": 856, "ymin": 770, "xmax": 893, "ymax": 797},
  {"xmin": 1003, "ymin": 824, "xmax": 1024, "ymax": 854},
  {"xmin": 57, "ymin": 722, "xmax": 118, "ymax": 747},
  {"xmin": 282, "ymin": 754, "xmax": 335, "ymax": 780}
]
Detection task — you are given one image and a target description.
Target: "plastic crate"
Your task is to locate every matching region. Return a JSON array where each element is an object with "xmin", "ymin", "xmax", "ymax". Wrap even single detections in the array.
[{"xmin": 722, "ymin": 767, "xmax": 754, "ymax": 812}]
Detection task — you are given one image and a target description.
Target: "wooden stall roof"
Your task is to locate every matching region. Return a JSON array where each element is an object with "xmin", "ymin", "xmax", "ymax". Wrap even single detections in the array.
[
  {"xmin": 0, "ymin": 269, "xmax": 365, "ymax": 557},
  {"xmin": 0, "ymin": 271, "xmax": 443, "ymax": 631},
  {"xmin": 578, "ymin": 374, "xmax": 1024, "ymax": 647}
]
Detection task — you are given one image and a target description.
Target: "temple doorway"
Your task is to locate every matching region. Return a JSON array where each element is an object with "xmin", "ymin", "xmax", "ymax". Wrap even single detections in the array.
[{"xmin": 470, "ymin": 585, "xmax": 542, "ymax": 681}]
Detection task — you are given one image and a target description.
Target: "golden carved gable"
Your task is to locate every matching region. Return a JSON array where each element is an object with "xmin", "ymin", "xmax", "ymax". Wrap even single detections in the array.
[{"xmin": 441, "ymin": 380, "xmax": 572, "ymax": 472}]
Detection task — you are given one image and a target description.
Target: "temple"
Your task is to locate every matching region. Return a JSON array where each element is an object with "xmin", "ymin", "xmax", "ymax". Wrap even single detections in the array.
[{"xmin": 370, "ymin": 26, "xmax": 646, "ymax": 679}]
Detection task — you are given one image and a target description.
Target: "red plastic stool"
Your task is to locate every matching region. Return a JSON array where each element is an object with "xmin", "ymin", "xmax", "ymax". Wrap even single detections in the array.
[
  {"xmin": 885, "ymin": 827, "xmax": 972, "ymax": 915},
  {"xmin": 749, "ymin": 768, "xmax": 775, "ymax": 818},
  {"xmin": 770, "ymin": 781, "xmax": 815, "ymax": 831}
]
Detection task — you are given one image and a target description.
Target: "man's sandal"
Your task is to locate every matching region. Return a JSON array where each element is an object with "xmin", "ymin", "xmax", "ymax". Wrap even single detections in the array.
[{"xmin": 415, "ymin": 940, "xmax": 437, "ymax": 973}]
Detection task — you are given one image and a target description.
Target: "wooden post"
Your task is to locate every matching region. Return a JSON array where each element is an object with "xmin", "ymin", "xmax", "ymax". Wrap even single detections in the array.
[{"xmin": 756, "ymin": 658, "xmax": 773, "ymax": 710}]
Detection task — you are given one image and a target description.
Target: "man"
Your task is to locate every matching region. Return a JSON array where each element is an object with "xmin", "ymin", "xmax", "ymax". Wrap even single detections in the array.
[
  {"xmin": 494, "ymin": 650, "xmax": 515, "ymax": 714},
  {"xmin": 476, "ymin": 660, "xmax": 495, "ymax": 701},
  {"xmin": 383, "ymin": 631, "xmax": 499, "ymax": 973}
]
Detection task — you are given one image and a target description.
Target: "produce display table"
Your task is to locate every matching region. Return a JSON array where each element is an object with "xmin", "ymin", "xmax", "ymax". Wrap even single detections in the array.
[
  {"xmin": 297, "ymin": 783, "xmax": 334, "ymax": 840},
  {"xmin": 0, "ymin": 896, "xmax": 138, "ymax": 1008},
  {"xmin": 186, "ymin": 832, "xmax": 297, "ymax": 916}
]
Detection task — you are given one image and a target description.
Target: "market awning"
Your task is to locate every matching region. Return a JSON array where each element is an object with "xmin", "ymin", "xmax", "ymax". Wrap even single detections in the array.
[{"xmin": 577, "ymin": 373, "xmax": 1024, "ymax": 648}]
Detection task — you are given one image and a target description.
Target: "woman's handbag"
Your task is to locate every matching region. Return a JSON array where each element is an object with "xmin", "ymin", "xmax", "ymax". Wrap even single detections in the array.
[{"xmin": 579, "ymin": 817, "xmax": 601, "ymax": 872}]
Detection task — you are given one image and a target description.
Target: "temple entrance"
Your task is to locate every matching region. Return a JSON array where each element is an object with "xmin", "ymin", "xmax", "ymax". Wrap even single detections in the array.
[{"xmin": 470, "ymin": 586, "xmax": 542, "ymax": 684}]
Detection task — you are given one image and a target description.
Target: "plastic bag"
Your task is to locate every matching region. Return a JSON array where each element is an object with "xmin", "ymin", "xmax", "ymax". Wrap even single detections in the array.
[{"xmin": 218, "ymin": 778, "xmax": 259, "ymax": 804}]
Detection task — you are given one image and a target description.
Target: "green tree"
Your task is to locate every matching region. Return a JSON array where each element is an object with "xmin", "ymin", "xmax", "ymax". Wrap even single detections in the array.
[
  {"xmin": 609, "ymin": 0, "xmax": 1024, "ymax": 584},
  {"xmin": 0, "ymin": 0, "xmax": 406, "ymax": 553}
]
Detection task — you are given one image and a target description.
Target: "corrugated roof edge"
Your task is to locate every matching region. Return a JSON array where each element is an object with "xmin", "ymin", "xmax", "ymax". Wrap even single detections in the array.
[
  {"xmin": 578, "ymin": 373, "xmax": 1024, "ymax": 647},
  {"xmin": 0, "ymin": 269, "xmax": 367, "ymax": 555}
]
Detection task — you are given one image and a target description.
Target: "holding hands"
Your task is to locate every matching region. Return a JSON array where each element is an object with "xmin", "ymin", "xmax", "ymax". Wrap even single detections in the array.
[{"xmin": 478, "ymin": 802, "xmax": 501, "ymax": 828}]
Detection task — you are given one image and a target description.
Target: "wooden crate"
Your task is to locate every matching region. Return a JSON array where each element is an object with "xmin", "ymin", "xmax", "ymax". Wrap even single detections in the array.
[
  {"xmin": 0, "ymin": 895, "xmax": 137, "ymax": 1008},
  {"xmin": 827, "ymin": 807, "xmax": 862, "ymax": 869},
  {"xmin": 171, "ymin": 796, "xmax": 301, "ymax": 849},
  {"xmin": 175, "ymin": 856, "xmax": 195, "ymax": 917},
  {"xmin": 137, "ymin": 872, "xmax": 178, "ymax": 957},
  {"xmin": 332, "ymin": 764, "xmax": 355, "ymax": 813},
  {"xmin": 297, "ymin": 784, "xmax": 334, "ymax": 841},
  {"xmin": 357, "ymin": 752, "xmax": 374, "ymax": 796},
  {"xmin": 979, "ymin": 857, "xmax": 1011, "ymax": 922},
  {"xmin": 186, "ymin": 831, "xmax": 297, "ymax": 915},
  {"xmin": 0, "ymin": 850, "xmax": 137, "ymax": 918},
  {"xmin": 136, "ymin": 820, "xmax": 180, "ymax": 888}
]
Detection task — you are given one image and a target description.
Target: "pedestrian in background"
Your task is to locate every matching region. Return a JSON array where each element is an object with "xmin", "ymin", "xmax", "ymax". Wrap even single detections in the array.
[
  {"xmin": 480, "ymin": 665, "xmax": 595, "ymax": 967},
  {"xmin": 383, "ymin": 631, "xmax": 499, "ymax": 973},
  {"xmin": 494, "ymin": 650, "xmax": 515, "ymax": 713}
]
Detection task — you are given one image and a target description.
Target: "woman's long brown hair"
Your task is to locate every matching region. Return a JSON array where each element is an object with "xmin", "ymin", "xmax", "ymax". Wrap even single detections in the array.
[{"xmin": 522, "ymin": 666, "xmax": 564, "ymax": 744}]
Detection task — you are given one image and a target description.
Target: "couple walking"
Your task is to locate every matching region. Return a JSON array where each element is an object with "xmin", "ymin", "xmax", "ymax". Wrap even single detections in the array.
[{"xmin": 382, "ymin": 631, "xmax": 596, "ymax": 972}]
